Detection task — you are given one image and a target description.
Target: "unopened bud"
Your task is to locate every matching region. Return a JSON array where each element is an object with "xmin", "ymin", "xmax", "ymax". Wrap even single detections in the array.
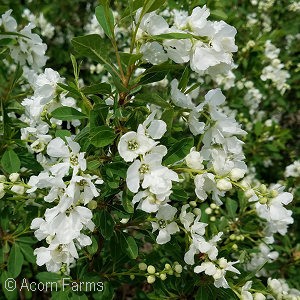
[
  {"xmin": 147, "ymin": 265, "xmax": 156, "ymax": 274},
  {"xmin": 259, "ymin": 197, "xmax": 268, "ymax": 204},
  {"xmin": 147, "ymin": 275, "xmax": 156, "ymax": 284},
  {"xmin": 9, "ymin": 173, "xmax": 19, "ymax": 183},
  {"xmin": 216, "ymin": 179, "xmax": 232, "ymax": 191},
  {"xmin": 230, "ymin": 168, "xmax": 245, "ymax": 181},
  {"xmin": 138, "ymin": 262, "xmax": 147, "ymax": 271},
  {"xmin": 160, "ymin": 273, "xmax": 167, "ymax": 280}
]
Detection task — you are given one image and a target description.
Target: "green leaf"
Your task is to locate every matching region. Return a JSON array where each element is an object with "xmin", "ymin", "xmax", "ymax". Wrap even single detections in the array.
[
  {"xmin": 55, "ymin": 129, "xmax": 71, "ymax": 140},
  {"xmin": 86, "ymin": 236, "xmax": 98, "ymax": 255},
  {"xmin": 1, "ymin": 271, "xmax": 18, "ymax": 300},
  {"xmin": 95, "ymin": 210, "xmax": 115, "ymax": 239},
  {"xmin": 164, "ymin": 137, "xmax": 194, "ymax": 165},
  {"xmin": 121, "ymin": 233, "xmax": 138, "ymax": 259},
  {"xmin": 195, "ymin": 285, "xmax": 216, "ymax": 300},
  {"xmin": 136, "ymin": 93, "xmax": 171, "ymax": 109},
  {"xmin": 51, "ymin": 107, "xmax": 87, "ymax": 121},
  {"xmin": 8, "ymin": 243, "xmax": 24, "ymax": 278},
  {"xmin": 122, "ymin": 190, "xmax": 134, "ymax": 213},
  {"xmin": 90, "ymin": 105, "xmax": 109, "ymax": 128},
  {"xmin": 1, "ymin": 149, "xmax": 21, "ymax": 173},
  {"xmin": 19, "ymin": 243, "xmax": 36, "ymax": 264},
  {"xmin": 81, "ymin": 83, "xmax": 111, "ymax": 95},
  {"xmin": 161, "ymin": 108, "xmax": 174, "ymax": 133},
  {"xmin": 225, "ymin": 198, "xmax": 238, "ymax": 218},
  {"xmin": 72, "ymin": 34, "xmax": 117, "ymax": 77},
  {"xmin": 95, "ymin": 5, "xmax": 115, "ymax": 39},
  {"xmin": 90, "ymin": 125, "xmax": 115, "ymax": 147},
  {"xmin": 57, "ymin": 83, "xmax": 81, "ymax": 97},
  {"xmin": 36, "ymin": 272, "xmax": 62, "ymax": 284}
]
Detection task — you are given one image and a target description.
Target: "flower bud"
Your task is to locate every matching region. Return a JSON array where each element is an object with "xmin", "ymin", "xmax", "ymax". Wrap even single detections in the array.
[
  {"xmin": 9, "ymin": 173, "xmax": 19, "ymax": 183},
  {"xmin": 147, "ymin": 275, "xmax": 156, "ymax": 284},
  {"xmin": 193, "ymin": 208, "xmax": 201, "ymax": 216},
  {"xmin": 160, "ymin": 273, "xmax": 167, "ymax": 280},
  {"xmin": 164, "ymin": 263, "xmax": 171, "ymax": 270},
  {"xmin": 260, "ymin": 184, "xmax": 267, "ymax": 193},
  {"xmin": 0, "ymin": 175, "xmax": 6, "ymax": 182},
  {"xmin": 253, "ymin": 293, "xmax": 266, "ymax": 300},
  {"xmin": 216, "ymin": 179, "xmax": 232, "ymax": 191},
  {"xmin": 87, "ymin": 200, "xmax": 97, "ymax": 210},
  {"xmin": 210, "ymin": 203, "xmax": 217, "ymax": 209},
  {"xmin": 130, "ymin": 274, "xmax": 135, "ymax": 280},
  {"xmin": 11, "ymin": 185, "xmax": 25, "ymax": 195},
  {"xmin": 189, "ymin": 201, "xmax": 197, "ymax": 207},
  {"xmin": 205, "ymin": 207, "xmax": 212, "ymax": 215},
  {"xmin": 230, "ymin": 168, "xmax": 245, "ymax": 181},
  {"xmin": 270, "ymin": 190, "xmax": 278, "ymax": 198},
  {"xmin": 174, "ymin": 264, "xmax": 182, "ymax": 274},
  {"xmin": 138, "ymin": 262, "xmax": 147, "ymax": 271},
  {"xmin": 245, "ymin": 189, "xmax": 255, "ymax": 198},
  {"xmin": 259, "ymin": 197, "xmax": 268, "ymax": 204},
  {"xmin": 232, "ymin": 244, "xmax": 238, "ymax": 250},
  {"xmin": 147, "ymin": 265, "xmax": 156, "ymax": 274},
  {"xmin": 210, "ymin": 216, "xmax": 216, "ymax": 222}
]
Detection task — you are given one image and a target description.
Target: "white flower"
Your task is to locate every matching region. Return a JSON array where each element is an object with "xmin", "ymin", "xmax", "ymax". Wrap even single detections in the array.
[
  {"xmin": 118, "ymin": 126, "xmax": 157, "ymax": 162},
  {"xmin": 132, "ymin": 190, "xmax": 169, "ymax": 213},
  {"xmin": 194, "ymin": 258, "xmax": 240, "ymax": 289},
  {"xmin": 185, "ymin": 147, "xmax": 204, "ymax": 170},
  {"xmin": 0, "ymin": 10, "xmax": 17, "ymax": 32},
  {"xmin": 34, "ymin": 68, "xmax": 63, "ymax": 104},
  {"xmin": 170, "ymin": 79, "xmax": 195, "ymax": 109},
  {"xmin": 151, "ymin": 204, "xmax": 179, "ymax": 244},
  {"xmin": 179, "ymin": 204, "xmax": 196, "ymax": 231},
  {"xmin": 138, "ymin": 11, "xmax": 169, "ymax": 35},
  {"xmin": 241, "ymin": 281, "xmax": 253, "ymax": 300},
  {"xmin": 47, "ymin": 137, "xmax": 86, "ymax": 177},
  {"xmin": 187, "ymin": 6, "xmax": 210, "ymax": 35},
  {"xmin": 163, "ymin": 36, "xmax": 192, "ymax": 63},
  {"xmin": 126, "ymin": 152, "xmax": 179, "ymax": 195},
  {"xmin": 194, "ymin": 173, "xmax": 224, "ymax": 205},
  {"xmin": 284, "ymin": 160, "xmax": 300, "ymax": 178},
  {"xmin": 188, "ymin": 111, "xmax": 206, "ymax": 135},
  {"xmin": 140, "ymin": 42, "xmax": 168, "ymax": 65},
  {"xmin": 142, "ymin": 111, "xmax": 167, "ymax": 140}
]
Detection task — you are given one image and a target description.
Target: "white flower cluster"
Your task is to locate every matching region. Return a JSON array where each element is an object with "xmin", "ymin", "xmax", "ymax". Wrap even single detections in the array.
[
  {"xmin": 0, "ymin": 173, "xmax": 27, "ymax": 199},
  {"xmin": 170, "ymin": 84, "xmax": 247, "ymax": 205},
  {"xmin": 28, "ymin": 137, "xmax": 103, "ymax": 273},
  {"xmin": 244, "ymin": 183, "xmax": 294, "ymax": 238},
  {"xmin": 284, "ymin": 160, "xmax": 300, "ymax": 178},
  {"xmin": 118, "ymin": 112, "xmax": 178, "ymax": 213},
  {"xmin": 0, "ymin": 10, "xmax": 47, "ymax": 71},
  {"xmin": 261, "ymin": 40, "xmax": 290, "ymax": 95},
  {"xmin": 20, "ymin": 68, "xmax": 81, "ymax": 157},
  {"xmin": 136, "ymin": 5, "xmax": 237, "ymax": 77},
  {"xmin": 237, "ymin": 80, "xmax": 264, "ymax": 115},
  {"xmin": 240, "ymin": 281, "xmax": 266, "ymax": 300},
  {"xmin": 22, "ymin": 8, "xmax": 55, "ymax": 39},
  {"xmin": 245, "ymin": 242, "xmax": 279, "ymax": 277},
  {"xmin": 268, "ymin": 278, "xmax": 300, "ymax": 300},
  {"xmin": 180, "ymin": 204, "xmax": 240, "ymax": 289}
]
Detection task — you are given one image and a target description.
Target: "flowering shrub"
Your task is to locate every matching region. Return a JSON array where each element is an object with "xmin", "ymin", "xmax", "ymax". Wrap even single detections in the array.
[{"xmin": 0, "ymin": 1, "xmax": 299, "ymax": 299}]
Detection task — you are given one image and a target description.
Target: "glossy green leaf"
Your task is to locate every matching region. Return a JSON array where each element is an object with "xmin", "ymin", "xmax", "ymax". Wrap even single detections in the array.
[
  {"xmin": 51, "ymin": 107, "xmax": 87, "ymax": 120},
  {"xmin": 1, "ymin": 149, "xmax": 20, "ymax": 174}
]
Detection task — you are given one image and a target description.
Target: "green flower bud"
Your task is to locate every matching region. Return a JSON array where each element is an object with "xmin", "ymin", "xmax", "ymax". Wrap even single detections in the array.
[{"xmin": 147, "ymin": 265, "xmax": 156, "ymax": 274}]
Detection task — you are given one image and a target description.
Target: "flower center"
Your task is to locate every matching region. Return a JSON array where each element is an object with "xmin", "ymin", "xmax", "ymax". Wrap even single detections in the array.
[
  {"xmin": 70, "ymin": 154, "xmax": 78, "ymax": 166},
  {"xmin": 128, "ymin": 140, "xmax": 139, "ymax": 151},
  {"xmin": 158, "ymin": 220, "xmax": 167, "ymax": 228},
  {"xmin": 139, "ymin": 163, "xmax": 150, "ymax": 174}
]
